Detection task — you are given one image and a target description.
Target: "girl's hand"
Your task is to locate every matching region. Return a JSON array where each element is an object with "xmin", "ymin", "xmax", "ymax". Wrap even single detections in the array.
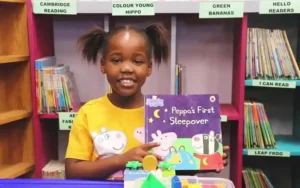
[
  {"xmin": 119, "ymin": 142, "xmax": 163, "ymax": 164},
  {"xmin": 216, "ymin": 145, "xmax": 230, "ymax": 173}
]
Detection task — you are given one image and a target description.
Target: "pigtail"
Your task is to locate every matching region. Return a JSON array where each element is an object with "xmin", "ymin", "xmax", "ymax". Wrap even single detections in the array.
[
  {"xmin": 144, "ymin": 23, "xmax": 170, "ymax": 66},
  {"xmin": 77, "ymin": 25, "xmax": 107, "ymax": 64}
]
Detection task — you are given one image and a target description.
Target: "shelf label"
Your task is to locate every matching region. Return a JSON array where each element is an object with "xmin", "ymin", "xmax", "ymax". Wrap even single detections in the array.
[
  {"xmin": 252, "ymin": 80, "xmax": 296, "ymax": 89},
  {"xmin": 220, "ymin": 115, "xmax": 227, "ymax": 122},
  {"xmin": 248, "ymin": 150, "xmax": 290, "ymax": 157},
  {"xmin": 58, "ymin": 112, "xmax": 77, "ymax": 130},
  {"xmin": 112, "ymin": 1, "xmax": 155, "ymax": 16},
  {"xmin": 32, "ymin": 0, "xmax": 77, "ymax": 15},
  {"xmin": 259, "ymin": 0, "xmax": 300, "ymax": 14},
  {"xmin": 199, "ymin": 2, "xmax": 244, "ymax": 19}
]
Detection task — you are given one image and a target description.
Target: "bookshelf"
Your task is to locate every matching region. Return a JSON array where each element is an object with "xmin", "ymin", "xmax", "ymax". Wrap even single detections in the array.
[
  {"xmin": 242, "ymin": 14, "xmax": 300, "ymax": 188},
  {"xmin": 26, "ymin": 0, "xmax": 300, "ymax": 188},
  {"xmin": 0, "ymin": 0, "xmax": 35, "ymax": 179}
]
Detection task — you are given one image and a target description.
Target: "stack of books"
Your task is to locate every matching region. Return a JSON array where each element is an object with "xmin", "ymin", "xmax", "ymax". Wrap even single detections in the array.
[
  {"xmin": 244, "ymin": 101, "xmax": 276, "ymax": 149},
  {"xmin": 42, "ymin": 160, "xmax": 65, "ymax": 179},
  {"xmin": 35, "ymin": 56, "xmax": 81, "ymax": 114}
]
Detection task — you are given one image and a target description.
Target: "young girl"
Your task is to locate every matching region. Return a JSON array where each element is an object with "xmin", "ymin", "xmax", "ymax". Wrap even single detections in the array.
[{"xmin": 65, "ymin": 22, "xmax": 229, "ymax": 180}]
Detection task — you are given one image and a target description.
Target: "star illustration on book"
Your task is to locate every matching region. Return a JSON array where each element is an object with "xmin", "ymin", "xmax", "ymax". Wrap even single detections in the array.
[
  {"xmin": 148, "ymin": 118, "xmax": 153, "ymax": 123},
  {"xmin": 164, "ymin": 108, "xmax": 168, "ymax": 112},
  {"xmin": 163, "ymin": 120, "xmax": 166, "ymax": 123}
]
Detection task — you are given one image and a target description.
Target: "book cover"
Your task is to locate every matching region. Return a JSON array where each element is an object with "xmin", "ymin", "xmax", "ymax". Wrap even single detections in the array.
[{"xmin": 144, "ymin": 94, "xmax": 223, "ymax": 171}]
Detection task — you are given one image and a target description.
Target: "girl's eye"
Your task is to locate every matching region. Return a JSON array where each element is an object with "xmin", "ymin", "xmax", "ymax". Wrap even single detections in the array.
[
  {"xmin": 134, "ymin": 60, "xmax": 143, "ymax": 64},
  {"xmin": 111, "ymin": 58, "xmax": 121, "ymax": 63}
]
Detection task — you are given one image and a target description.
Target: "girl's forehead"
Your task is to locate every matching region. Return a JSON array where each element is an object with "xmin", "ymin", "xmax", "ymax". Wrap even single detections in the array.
[{"xmin": 108, "ymin": 31, "xmax": 148, "ymax": 49}]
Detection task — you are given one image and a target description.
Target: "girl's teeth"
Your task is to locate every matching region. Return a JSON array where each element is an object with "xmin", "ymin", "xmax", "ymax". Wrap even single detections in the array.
[{"xmin": 121, "ymin": 80, "xmax": 133, "ymax": 83}]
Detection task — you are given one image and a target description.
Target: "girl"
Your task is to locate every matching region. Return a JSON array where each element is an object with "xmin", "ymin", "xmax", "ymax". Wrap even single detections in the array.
[{"xmin": 65, "ymin": 22, "xmax": 229, "ymax": 180}]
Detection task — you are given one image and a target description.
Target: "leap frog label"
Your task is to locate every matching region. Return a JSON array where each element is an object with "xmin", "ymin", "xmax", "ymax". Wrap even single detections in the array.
[
  {"xmin": 199, "ymin": 2, "xmax": 244, "ymax": 18},
  {"xmin": 252, "ymin": 80, "xmax": 296, "ymax": 89},
  {"xmin": 59, "ymin": 112, "xmax": 77, "ymax": 130},
  {"xmin": 112, "ymin": 1, "xmax": 155, "ymax": 16},
  {"xmin": 248, "ymin": 150, "xmax": 290, "ymax": 157},
  {"xmin": 32, "ymin": 0, "xmax": 77, "ymax": 15},
  {"xmin": 259, "ymin": 0, "xmax": 300, "ymax": 14}
]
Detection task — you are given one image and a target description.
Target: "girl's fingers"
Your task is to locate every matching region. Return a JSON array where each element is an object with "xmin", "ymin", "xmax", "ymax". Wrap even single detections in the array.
[
  {"xmin": 223, "ymin": 153, "xmax": 227, "ymax": 159},
  {"xmin": 146, "ymin": 152, "xmax": 163, "ymax": 161},
  {"xmin": 223, "ymin": 146, "xmax": 230, "ymax": 151}
]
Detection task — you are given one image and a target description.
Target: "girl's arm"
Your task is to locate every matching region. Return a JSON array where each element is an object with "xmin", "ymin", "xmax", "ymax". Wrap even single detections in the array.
[
  {"xmin": 65, "ymin": 155, "xmax": 125, "ymax": 180},
  {"xmin": 65, "ymin": 142, "xmax": 161, "ymax": 180}
]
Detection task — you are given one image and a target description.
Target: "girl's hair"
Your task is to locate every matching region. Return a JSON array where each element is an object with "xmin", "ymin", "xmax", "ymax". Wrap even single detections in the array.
[{"xmin": 77, "ymin": 22, "xmax": 169, "ymax": 66}]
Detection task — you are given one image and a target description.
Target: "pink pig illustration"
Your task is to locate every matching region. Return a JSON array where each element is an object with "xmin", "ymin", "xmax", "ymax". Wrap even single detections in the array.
[
  {"xmin": 134, "ymin": 127, "xmax": 145, "ymax": 144},
  {"xmin": 151, "ymin": 130, "xmax": 177, "ymax": 158}
]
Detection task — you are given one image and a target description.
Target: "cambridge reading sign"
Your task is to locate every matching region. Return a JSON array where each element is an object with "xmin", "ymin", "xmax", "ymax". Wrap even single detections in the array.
[
  {"xmin": 112, "ymin": 1, "xmax": 155, "ymax": 16},
  {"xmin": 32, "ymin": 0, "xmax": 77, "ymax": 15}
]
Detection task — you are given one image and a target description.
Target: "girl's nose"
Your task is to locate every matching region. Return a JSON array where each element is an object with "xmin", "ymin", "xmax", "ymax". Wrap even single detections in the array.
[{"xmin": 120, "ymin": 62, "xmax": 133, "ymax": 73}]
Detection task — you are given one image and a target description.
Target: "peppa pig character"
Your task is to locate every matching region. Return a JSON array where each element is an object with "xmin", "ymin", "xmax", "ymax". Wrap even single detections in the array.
[
  {"xmin": 91, "ymin": 127, "xmax": 127, "ymax": 157},
  {"xmin": 90, "ymin": 127, "xmax": 127, "ymax": 179},
  {"xmin": 150, "ymin": 130, "xmax": 177, "ymax": 158},
  {"xmin": 191, "ymin": 131, "xmax": 223, "ymax": 170},
  {"xmin": 134, "ymin": 127, "xmax": 145, "ymax": 144}
]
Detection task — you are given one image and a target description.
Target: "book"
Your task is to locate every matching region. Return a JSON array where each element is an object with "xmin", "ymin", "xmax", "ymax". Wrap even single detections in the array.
[{"xmin": 144, "ymin": 94, "xmax": 224, "ymax": 171}]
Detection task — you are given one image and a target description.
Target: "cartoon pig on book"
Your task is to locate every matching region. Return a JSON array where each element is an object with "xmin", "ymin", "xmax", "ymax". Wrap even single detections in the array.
[
  {"xmin": 91, "ymin": 127, "xmax": 127, "ymax": 179},
  {"xmin": 191, "ymin": 130, "xmax": 223, "ymax": 170},
  {"xmin": 151, "ymin": 130, "xmax": 177, "ymax": 158}
]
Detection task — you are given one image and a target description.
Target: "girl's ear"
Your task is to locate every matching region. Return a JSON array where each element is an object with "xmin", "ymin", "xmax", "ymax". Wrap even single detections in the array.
[
  {"xmin": 147, "ymin": 62, "xmax": 152, "ymax": 76},
  {"xmin": 100, "ymin": 58, "xmax": 106, "ymax": 74}
]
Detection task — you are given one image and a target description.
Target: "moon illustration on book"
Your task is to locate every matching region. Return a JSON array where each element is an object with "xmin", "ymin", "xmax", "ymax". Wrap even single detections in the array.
[
  {"xmin": 203, "ymin": 157, "xmax": 208, "ymax": 166},
  {"xmin": 153, "ymin": 109, "xmax": 160, "ymax": 118}
]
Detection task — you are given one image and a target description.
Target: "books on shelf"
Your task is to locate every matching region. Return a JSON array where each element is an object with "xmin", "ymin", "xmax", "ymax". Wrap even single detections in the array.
[
  {"xmin": 246, "ymin": 27, "xmax": 300, "ymax": 80},
  {"xmin": 175, "ymin": 64, "xmax": 183, "ymax": 95},
  {"xmin": 42, "ymin": 160, "xmax": 65, "ymax": 179},
  {"xmin": 242, "ymin": 168, "xmax": 274, "ymax": 188},
  {"xmin": 144, "ymin": 94, "xmax": 224, "ymax": 171},
  {"xmin": 244, "ymin": 101, "xmax": 276, "ymax": 149},
  {"xmin": 35, "ymin": 56, "xmax": 81, "ymax": 114}
]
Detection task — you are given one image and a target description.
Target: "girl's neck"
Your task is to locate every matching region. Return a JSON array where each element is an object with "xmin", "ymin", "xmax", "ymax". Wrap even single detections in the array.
[{"xmin": 107, "ymin": 91, "xmax": 144, "ymax": 109}]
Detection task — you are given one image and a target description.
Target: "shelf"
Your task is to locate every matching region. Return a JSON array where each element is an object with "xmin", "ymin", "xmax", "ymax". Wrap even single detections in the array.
[
  {"xmin": 220, "ymin": 104, "xmax": 239, "ymax": 121},
  {"xmin": 39, "ymin": 114, "xmax": 59, "ymax": 119},
  {"xmin": 39, "ymin": 104, "xmax": 239, "ymax": 122},
  {"xmin": 0, "ymin": 162, "xmax": 34, "ymax": 178},
  {"xmin": 0, "ymin": 55, "xmax": 29, "ymax": 64},
  {"xmin": 0, "ymin": 110, "xmax": 32, "ymax": 126},
  {"xmin": 245, "ymin": 80, "xmax": 300, "ymax": 88},
  {"xmin": 30, "ymin": 0, "xmax": 260, "ymax": 14},
  {"xmin": 243, "ymin": 135, "xmax": 300, "ymax": 157},
  {"xmin": 0, "ymin": 0, "xmax": 25, "ymax": 3}
]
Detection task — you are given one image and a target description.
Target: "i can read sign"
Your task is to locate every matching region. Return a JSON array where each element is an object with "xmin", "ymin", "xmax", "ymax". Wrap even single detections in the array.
[
  {"xmin": 259, "ymin": 0, "xmax": 300, "ymax": 14},
  {"xmin": 112, "ymin": 1, "xmax": 155, "ymax": 16},
  {"xmin": 59, "ymin": 112, "xmax": 77, "ymax": 130},
  {"xmin": 32, "ymin": 0, "xmax": 77, "ymax": 15},
  {"xmin": 252, "ymin": 80, "xmax": 296, "ymax": 89}
]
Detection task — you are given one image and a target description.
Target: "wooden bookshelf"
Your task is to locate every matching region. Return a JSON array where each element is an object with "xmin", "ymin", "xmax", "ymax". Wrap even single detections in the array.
[
  {"xmin": 0, "ymin": 110, "xmax": 31, "ymax": 126},
  {"xmin": 0, "ymin": 55, "xmax": 29, "ymax": 64},
  {"xmin": 0, "ymin": 0, "xmax": 34, "ymax": 179},
  {"xmin": 0, "ymin": 162, "xmax": 34, "ymax": 178},
  {"xmin": 0, "ymin": 0, "xmax": 25, "ymax": 3}
]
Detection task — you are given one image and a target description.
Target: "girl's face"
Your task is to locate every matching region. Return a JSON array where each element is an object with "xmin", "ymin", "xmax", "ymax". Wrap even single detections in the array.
[{"xmin": 101, "ymin": 30, "xmax": 152, "ymax": 97}]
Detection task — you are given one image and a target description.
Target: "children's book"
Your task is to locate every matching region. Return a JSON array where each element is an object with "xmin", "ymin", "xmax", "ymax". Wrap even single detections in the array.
[{"xmin": 144, "ymin": 94, "xmax": 223, "ymax": 171}]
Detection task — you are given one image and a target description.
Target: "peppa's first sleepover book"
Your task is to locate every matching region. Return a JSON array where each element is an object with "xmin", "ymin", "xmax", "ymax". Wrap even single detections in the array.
[{"xmin": 144, "ymin": 94, "xmax": 223, "ymax": 171}]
